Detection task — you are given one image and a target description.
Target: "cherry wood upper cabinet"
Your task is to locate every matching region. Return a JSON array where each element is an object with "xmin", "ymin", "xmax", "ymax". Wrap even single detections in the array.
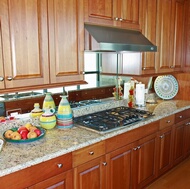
[
  {"xmin": 139, "ymin": 0, "xmax": 157, "ymax": 75},
  {"xmin": 183, "ymin": 0, "xmax": 190, "ymax": 72},
  {"xmin": 0, "ymin": 0, "xmax": 49, "ymax": 89},
  {"xmin": 155, "ymin": 0, "xmax": 185, "ymax": 73},
  {"xmin": 84, "ymin": 0, "xmax": 140, "ymax": 30},
  {"xmin": 48, "ymin": 0, "xmax": 84, "ymax": 84}
]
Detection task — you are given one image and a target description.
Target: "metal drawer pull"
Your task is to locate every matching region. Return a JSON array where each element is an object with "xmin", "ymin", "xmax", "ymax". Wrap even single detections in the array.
[
  {"xmin": 57, "ymin": 163, "xmax": 63, "ymax": 168},
  {"xmin": 133, "ymin": 146, "xmax": 141, "ymax": 150},
  {"xmin": 186, "ymin": 123, "xmax": 190, "ymax": 126},
  {"xmin": 89, "ymin": 151, "xmax": 94, "ymax": 155},
  {"xmin": 166, "ymin": 120, "xmax": 171, "ymax": 123},
  {"xmin": 102, "ymin": 162, "xmax": 107, "ymax": 166}
]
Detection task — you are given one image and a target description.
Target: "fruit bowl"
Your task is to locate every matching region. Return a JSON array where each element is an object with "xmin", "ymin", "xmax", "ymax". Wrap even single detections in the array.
[{"xmin": 3, "ymin": 126, "xmax": 46, "ymax": 143}]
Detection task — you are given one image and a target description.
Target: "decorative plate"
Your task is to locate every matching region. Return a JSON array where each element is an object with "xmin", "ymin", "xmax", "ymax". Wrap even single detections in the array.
[
  {"xmin": 3, "ymin": 127, "xmax": 46, "ymax": 143},
  {"xmin": 154, "ymin": 75, "xmax": 179, "ymax": 100}
]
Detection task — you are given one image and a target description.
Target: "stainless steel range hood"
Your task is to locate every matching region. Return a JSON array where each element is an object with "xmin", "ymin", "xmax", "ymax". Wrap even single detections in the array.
[{"xmin": 85, "ymin": 23, "xmax": 157, "ymax": 52}]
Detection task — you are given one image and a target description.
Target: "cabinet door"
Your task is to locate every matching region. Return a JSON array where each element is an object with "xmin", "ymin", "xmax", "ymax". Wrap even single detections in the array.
[
  {"xmin": 155, "ymin": 0, "xmax": 175, "ymax": 73},
  {"xmin": 84, "ymin": 0, "xmax": 115, "ymax": 26},
  {"xmin": 183, "ymin": 0, "xmax": 190, "ymax": 72},
  {"xmin": 106, "ymin": 144, "xmax": 133, "ymax": 189},
  {"xmin": 74, "ymin": 156, "xmax": 106, "ymax": 189},
  {"xmin": 0, "ymin": 25, "xmax": 5, "ymax": 89},
  {"xmin": 48, "ymin": 0, "xmax": 84, "ymax": 84},
  {"xmin": 173, "ymin": 0, "xmax": 185, "ymax": 72},
  {"xmin": 132, "ymin": 134, "xmax": 157, "ymax": 189},
  {"xmin": 173, "ymin": 122, "xmax": 185, "ymax": 166},
  {"xmin": 114, "ymin": 0, "xmax": 140, "ymax": 29},
  {"xmin": 139, "ymin": 0, "xmax": 157, "ymax": 75},
  {"xmin": 0, "ymin": 0, "xmax": 49, "ymax": 89},
  {"xmin": 28, "ymin": 170, "xmax": 73, "ymax": 189},
  {"xmin": 156, "ymin": 127, "xmax": 173, "ymax": 176},
  {"xmin": 183, "ymin": 119, "xmax": 190, "ymax": 157}
]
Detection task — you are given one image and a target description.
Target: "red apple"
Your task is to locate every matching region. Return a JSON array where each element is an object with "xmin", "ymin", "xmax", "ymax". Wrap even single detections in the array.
[
  {"xmin": 34, "ymin": 128, "xmax": 41, "ymax": 136},
  {"xmin": 20, "ymin": 131, "xmax": 28, "ymax": 140},
  {"xmin": 18, "ymin": 126, "xmax": 28, "ymax": 134}
]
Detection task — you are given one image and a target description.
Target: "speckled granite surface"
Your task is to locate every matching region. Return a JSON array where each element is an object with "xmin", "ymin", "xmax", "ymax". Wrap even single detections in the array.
[{"xmin": 0, "ymin": 98, "xmax": 190, "ymax": 177}]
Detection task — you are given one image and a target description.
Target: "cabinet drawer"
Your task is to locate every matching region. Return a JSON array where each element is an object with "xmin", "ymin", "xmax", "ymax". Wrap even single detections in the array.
[
  {"xmin": 159, "ymin": 115, "xmax": 175, "ymax": 130},
  {"xmin": 72, "ymin": 141, "xmax": 105, "ymax": 167},
  {"xmin": 175, "ymin": 109, "xmax": 190, "ymax": 123},
  {"xmin": 0, "ymin": 153, "xmax": 72, "ymax": 189}
]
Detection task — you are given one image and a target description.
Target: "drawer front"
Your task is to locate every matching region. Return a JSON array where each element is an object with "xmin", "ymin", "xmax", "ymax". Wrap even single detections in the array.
[
  {"xmin": 175, "ymin": 109, "xmax": 190, "ymax": 123},
  {"xmin": 159, "ymin": 115, "xmax": 175, "ymax": 130},
  {"xmin": 72, "ymin": 141, "xmax": 105, "ymax": 167},
  {"xmin": 1, "ymin": 153, "xmax": 72, "ymax": 189}
]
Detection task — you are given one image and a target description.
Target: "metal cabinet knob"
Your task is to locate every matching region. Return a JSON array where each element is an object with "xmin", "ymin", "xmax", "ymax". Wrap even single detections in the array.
[
  {"xmin": 166, "ymin": 120, "xmax": 171, "ymax": 123},
  {"xmin": 6, "ymin": 76, "xmax": 13, "ymax": 81},
  {"xmin": 142, "ymin": 67, "xmax": 146, "ymax": 70},
  {"xmin": 89, "ymin": 151, "xmax": 94, "ymax": 155},
  {"xmin": 57, "ymin": 163, "xmax": 63, "ymax": 168},
  {"xmin": 102, "ymin": 162, "xmax": 107, "ymax": 166},
  {"xmin": 115, "ymin": 17, "xmax": 119, "ymax": 21},
  {"xmin": 179, "ymin": 115, "xmax": 183, "ymax": 119},
  {"xmin": 160, "ymin": 135, "xmax": 164, "ymax": 139},
  {"xmin": 0, "ymin": 76, "xmax": 4, "ymax": 81},
  {"xmin": 119, "ymin": 18, "xmax": 123, "ymax": 21}
]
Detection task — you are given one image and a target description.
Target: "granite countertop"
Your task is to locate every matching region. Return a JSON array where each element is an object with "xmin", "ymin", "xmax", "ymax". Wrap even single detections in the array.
[{"xmin": 0, "ymin": 99, "xmax": 190, "ymax": 177}]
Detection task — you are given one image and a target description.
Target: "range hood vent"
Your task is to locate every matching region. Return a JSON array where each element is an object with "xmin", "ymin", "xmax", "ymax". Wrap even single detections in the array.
[{"xmin": 85, "ymin": 24, "xmax": 157, "ymax": 52}]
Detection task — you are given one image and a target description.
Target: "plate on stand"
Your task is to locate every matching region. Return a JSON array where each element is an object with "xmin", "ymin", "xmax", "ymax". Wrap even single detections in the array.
[{"xmin": 154, "ymin": 75, "xmax": 179, "ymax": 100}]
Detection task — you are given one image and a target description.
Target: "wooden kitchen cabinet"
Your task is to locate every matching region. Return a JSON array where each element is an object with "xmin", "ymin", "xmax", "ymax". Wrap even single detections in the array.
[
  {"xmin": 106, "ymin": 133, "xmax": 157, "ymax": 189},
  {"xmin": 84, "ymin": 0, "xmax": 140, "ymax": 30},
  {"xmin": 173, "ymin": 109, "xmax": 190, "ymax": 166},
  {"xmin": 28, "ymin": 170, "xmax": 73, "ymax": 189},
  {"xmin": 0, "ymin": 0, "xmax": 49, "ymax": 90},
  {"xmin": 74, "ymin": 156, "xmax": 107, "ymax": 189},
  {"xmin": 105, "ymin": 122, "xmax": 159, "ymax": 189},
  {"xmin": 131, "ymin": 133, "xmax": 157, "ymax": 189},
  {"xmin": 183, "ymin": 118, "xmax": 190, "ymax": 158},
  {"xmin": 0, "ymin": 0, "xmax": 85, "ymax": 92},
  {"xmin": 183, "ymin": 0, "xmax": 190, "ymax": 72},
  {"xmin": 156, "ymin": 115, "xmax": 174, "ymax": 177},
  {"xmin": 48, "ymin": 0, "xmax": 84, "ymax": 84},
  {"xmin": 73, "ymin": 141, "xmax": 106, "ymax": 189},
  {"xmin": 155, "ymin": 0, "xmax": 185, "ymax": 73},
  {"xmin": 0, "ymin": 153, "xmax": 72, "ymax": 189},
  {"xmin": 106, "ymin": 143, "xmax": 133, "ymax": 189},
  {"xmin": 139, "ymin": 0, "xmax": 157, "ymax": 75}
]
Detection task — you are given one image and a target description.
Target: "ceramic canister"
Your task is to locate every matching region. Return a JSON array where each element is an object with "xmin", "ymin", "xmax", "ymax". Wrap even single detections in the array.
[
  {"xmin": 42, "ymin": 93, "xmax": 56, "ymax": 111},
  {"xmin": 40, "ymin": 108, "xmax": 56, "ymax": 130},
  {"xmin": 57, "ymin": 96, "xmax": 73, "ymax": 129}
]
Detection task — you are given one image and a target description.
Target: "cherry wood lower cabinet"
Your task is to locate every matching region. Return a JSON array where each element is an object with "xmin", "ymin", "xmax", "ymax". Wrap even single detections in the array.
[
  {"xmin": 156, "ymin": 115, "xmax": 174, "ymax": 177},
  {"xmin": 156, "ymin": 127, "xmax": 173, "ymax": 176},
  {"xmin": 28, "ymin": 169, "xmax": 73, "ymax": 189},
  {"xmin": 0, "ymin": 153, "xmax": 72, "ymax": 189},
  {"xmin": 183, "ymin": 118, "xmax": 190, "ymax": 157},
  {"xmin": 74, "ymin": 156, "xmax": 107, "ymax": 189},
  {"xmin": 105, "ymin": 133, "xmax": 157, "ymax": 189}
]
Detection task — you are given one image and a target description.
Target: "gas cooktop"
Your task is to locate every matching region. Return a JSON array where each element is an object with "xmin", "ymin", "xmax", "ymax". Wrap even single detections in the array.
[{"xmin": 74, "ymin": 106, "xmax": 153, "ymax": 133}]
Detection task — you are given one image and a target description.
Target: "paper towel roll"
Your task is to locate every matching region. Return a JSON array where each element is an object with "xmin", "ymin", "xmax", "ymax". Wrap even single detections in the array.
[
  {"xmin": 135, "ymin": 83, "xmax": 145, "ymax": 106},
  {"xmin": 124, "ymin": 82, "xmax": 131, "ymax": 99}
]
